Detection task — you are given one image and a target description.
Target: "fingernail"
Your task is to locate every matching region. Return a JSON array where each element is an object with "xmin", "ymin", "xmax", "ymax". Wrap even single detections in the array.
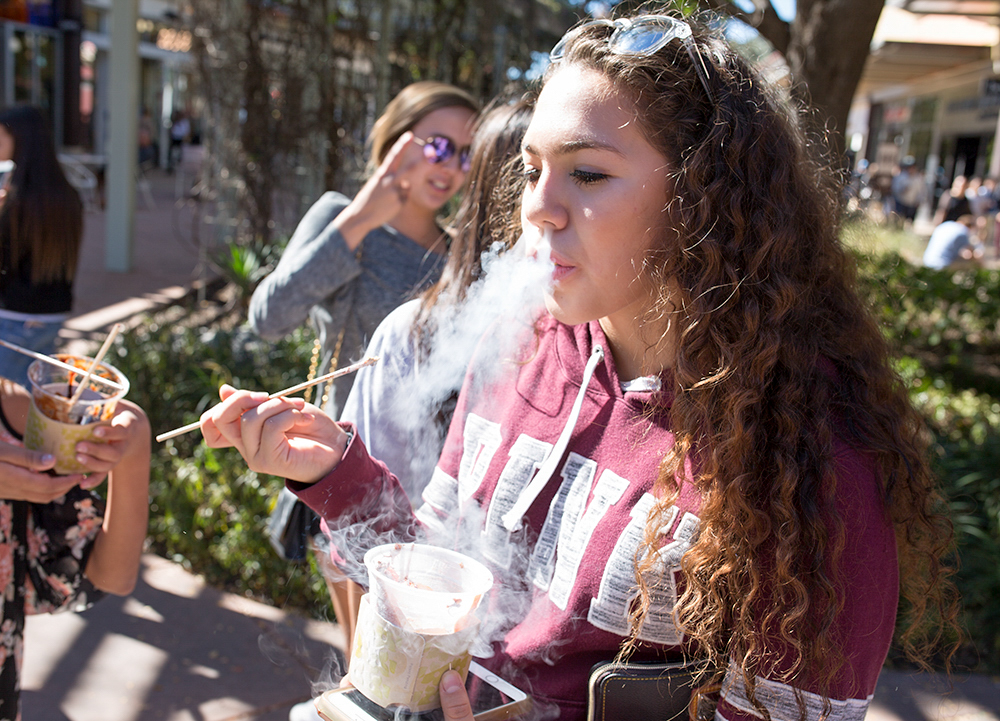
[
  {"xmin": 442, "ymin": 670, "xmax": 463, "ymax": 694},
  {"xmin": 94, "ymin": 427, "xmax": 106, "ymax": 438},
  {"xmin": 42, "ymin": 454, "xmax": 55, "ymax": 464}
]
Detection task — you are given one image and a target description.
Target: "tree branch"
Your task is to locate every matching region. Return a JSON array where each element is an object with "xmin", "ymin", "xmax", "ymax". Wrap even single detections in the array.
[{"xmin": 702, "ymin": 0, "xmax": 791, "ymax": 57}]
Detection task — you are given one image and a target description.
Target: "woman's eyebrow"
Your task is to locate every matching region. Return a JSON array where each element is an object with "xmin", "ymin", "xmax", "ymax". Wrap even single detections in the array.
[{"xmin": 522, "ymin": 138, "xmax": 625, "ymax": 157}]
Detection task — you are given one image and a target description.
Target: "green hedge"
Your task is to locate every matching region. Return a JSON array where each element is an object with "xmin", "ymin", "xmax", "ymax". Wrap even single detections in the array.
[
  {"xmin": 110, "ymin": 312, "xmax": 331, "ymax": 614},
  {"xmin": 854, "ymin": 251, "xmax": 1000, "ymax": 670}
]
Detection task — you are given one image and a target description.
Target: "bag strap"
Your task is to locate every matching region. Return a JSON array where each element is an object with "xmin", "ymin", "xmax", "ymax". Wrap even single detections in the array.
[
  {"xmin": 689, "ymin": 681, "xmax": 722, "ymax": 721},
  {"xmin": 303, "ymin": 244, "xmax": 363, "ymax": 406}
]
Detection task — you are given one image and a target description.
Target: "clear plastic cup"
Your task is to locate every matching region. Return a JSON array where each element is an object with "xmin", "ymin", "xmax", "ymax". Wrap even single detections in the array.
[
  {"xmin": 349, "ymin": 594, "xmax": 481, "ymax": 712},
  {"xmin": 350, "ymin": 544, "xmax": 493, "ymax": 712},
  {"xmin": 363, "ymin": 543, "xmax": 493, "ymax": 634},
  {"xmin": 23, "ymin": 355, "xmax": 129, "ymax": 475}
]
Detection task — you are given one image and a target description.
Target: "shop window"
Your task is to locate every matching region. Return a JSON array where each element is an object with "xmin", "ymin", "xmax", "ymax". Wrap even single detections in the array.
[
  {"xmin": 12, "ymin": 29, "xmax": 54, "ymax": 110},
  {"xmin": 83, "ymin": 6, "xmax": 103, "ymax": 33},
  {"xmin": 8, "ymin": 27, "xmax": 58, "ymax": 132},
  {"xmin": 79, "ymin": 39, "xmax": 98, "ymax": 150}
]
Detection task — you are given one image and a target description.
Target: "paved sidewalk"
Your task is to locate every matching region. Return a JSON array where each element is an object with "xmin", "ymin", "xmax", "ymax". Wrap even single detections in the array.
[
  {"xmin": 59, "ymin": 165, "xmax": 226, "ymax": 356},
  {"xmin": 22, "ymin": 555, "xmax": 347, "ymax": 721},
  {"xmin": 21, "ymin": 553, "xmax": 1000, "ymax": 721}
]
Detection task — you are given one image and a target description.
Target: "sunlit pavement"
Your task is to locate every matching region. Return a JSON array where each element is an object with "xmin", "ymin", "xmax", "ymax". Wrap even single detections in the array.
[
  {"xmin": 22, "ymin": 555, "xmax": 346, "ymax": 721},
  {"xmin": 20, "ymin": 554, "xmax": 1000, "ymax": 721}
]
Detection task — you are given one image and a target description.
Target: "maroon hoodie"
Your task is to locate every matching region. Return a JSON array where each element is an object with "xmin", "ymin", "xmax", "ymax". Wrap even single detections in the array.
[{"xmin": 293, "ymin": 314, "xmax": 898, "ymax": 720}]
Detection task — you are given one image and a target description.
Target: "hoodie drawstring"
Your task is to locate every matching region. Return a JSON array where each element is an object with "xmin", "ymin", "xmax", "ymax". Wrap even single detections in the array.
[{"xmin": 501, "ymin": 344, "xmax": 605, "ymax": 532}]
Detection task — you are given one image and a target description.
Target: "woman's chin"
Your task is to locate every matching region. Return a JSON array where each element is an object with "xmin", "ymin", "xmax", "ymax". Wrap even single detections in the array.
[{"xmin": 543, "ymin": 296, "xmax": 587, "ymax": 327}]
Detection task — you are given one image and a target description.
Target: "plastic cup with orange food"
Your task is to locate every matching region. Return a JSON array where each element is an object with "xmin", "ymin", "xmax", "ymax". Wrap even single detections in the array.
[{"xmin": 23, "ymin": 354, "xmax": 129, "ymax": 475}]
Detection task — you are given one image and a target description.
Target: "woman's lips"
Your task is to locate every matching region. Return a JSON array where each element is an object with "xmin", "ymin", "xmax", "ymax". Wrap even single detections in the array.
[
  {"xmin": 552, "ymin": 263, "xmax": 574, "ymax": 282},
  {"xmin": 427, "ymin": 176, "xmax": 452, "ymax": 195},
  {"xmin": 548, "ymin": 249, "xmax": 575, "ymax": 282}
]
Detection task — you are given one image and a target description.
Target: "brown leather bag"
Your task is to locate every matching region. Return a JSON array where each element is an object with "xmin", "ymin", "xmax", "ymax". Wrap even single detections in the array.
[{"xmin": 587, "ymin": 659, "xmax": 718, "ymax": 721}]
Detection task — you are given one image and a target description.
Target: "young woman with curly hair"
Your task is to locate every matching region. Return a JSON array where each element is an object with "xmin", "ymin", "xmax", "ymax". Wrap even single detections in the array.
[{"xmin": 200, "ymin": 14, "xmax": 958, "ymax": 721}]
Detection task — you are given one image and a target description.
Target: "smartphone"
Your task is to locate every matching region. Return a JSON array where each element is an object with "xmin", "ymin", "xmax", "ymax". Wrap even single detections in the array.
[{"xmin": 314, "ymin": 661, "xmax": 532, "ymax": 721}]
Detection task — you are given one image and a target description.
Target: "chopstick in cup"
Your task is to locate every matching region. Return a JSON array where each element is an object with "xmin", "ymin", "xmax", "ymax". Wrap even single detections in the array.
[
  {"xmin": 0, "ymin": 337, "xmax": 125, "ymax": 391},
  {"xmin": 67, "ymin": 323, "xmax": 124, "ymax": 408},
  {"xmin": 155, "ymin": 355, "xmax": 380, "ymax": 443}
]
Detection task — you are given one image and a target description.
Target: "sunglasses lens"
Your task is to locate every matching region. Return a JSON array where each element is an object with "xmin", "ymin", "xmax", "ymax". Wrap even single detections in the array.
[
  {"xmin": 610, "ymin": 18, "xmax": 690, "ymax": 55},
  {"xmin": 422, "ymin": 136, "xmax": 455, "ymax": 164}
]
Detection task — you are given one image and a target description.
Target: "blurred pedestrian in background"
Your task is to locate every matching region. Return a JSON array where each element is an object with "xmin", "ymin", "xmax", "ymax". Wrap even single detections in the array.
[
  {"xmin": 168, "ymin": 110, "xmax": 190, "ymax": 172},
  {"xmin": 890, "ymin": 158, "xmax": 925, "ymax": 228},
  {"xmin": 933, "ymin": 174, "xmax": 972, "ymax": 225},
  {"xmin": 923, "ymin": 215, "xmax": 984, "ymax": 270}
]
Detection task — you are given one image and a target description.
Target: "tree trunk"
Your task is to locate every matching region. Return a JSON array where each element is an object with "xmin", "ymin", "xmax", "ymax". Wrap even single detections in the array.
[
  {"xmin": 240, "ymin": 0, "xmax": 274, "ymax": 247},
  {"xmin": 784, "ymin": 0, "xmax": 883, "ymax": 163}
]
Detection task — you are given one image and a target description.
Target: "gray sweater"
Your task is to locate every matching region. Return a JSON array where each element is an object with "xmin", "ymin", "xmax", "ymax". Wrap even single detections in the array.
[{"xmin": 249, "ymin": 192, "xmax": 446, "ymax": 417}]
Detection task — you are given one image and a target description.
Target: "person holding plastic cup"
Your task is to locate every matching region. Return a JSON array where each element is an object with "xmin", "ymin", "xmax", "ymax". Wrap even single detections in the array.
[
  {"xmin": 201, "ymin": 13, "xmax": 958, "ymax": 721},
  {"xmin": 22, "ymin": 353, "xmax": 131, "ymax": 475},
  {"xmin": 0, "ymin": 376, "xmax": 150, "ymax": 719}
]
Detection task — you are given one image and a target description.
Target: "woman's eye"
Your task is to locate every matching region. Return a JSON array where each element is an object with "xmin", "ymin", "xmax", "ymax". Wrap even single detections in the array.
[
  {"xmin": 571, "ymin": 169, "xmax": 609, "ymax": 185},
  {"xmin": 523, "ymin": 167, "xmax": 541, "ymax": 185}
]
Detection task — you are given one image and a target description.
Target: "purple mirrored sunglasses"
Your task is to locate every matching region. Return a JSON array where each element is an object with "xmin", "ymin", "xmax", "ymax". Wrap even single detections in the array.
[{"xmin": 413, "ymin": 135, "xmax": 472, "ymax": 173}]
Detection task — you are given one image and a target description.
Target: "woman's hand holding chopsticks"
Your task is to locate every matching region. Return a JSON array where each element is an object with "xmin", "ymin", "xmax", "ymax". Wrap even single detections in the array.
[{"xmin": 200, "ymin": 385, "xmax": 350, "ymax": 483}]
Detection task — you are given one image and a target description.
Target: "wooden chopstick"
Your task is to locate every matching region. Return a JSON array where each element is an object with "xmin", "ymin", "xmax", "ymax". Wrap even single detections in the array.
[
  {"xmin": 67, "ymin": 324, "xmax": 124, "ymax": 406},
  {"xmin": 0, "ymin": 337, "xmax": 126, "ymax": 391},
  {"xmin": 155, "ymin": 356, "xmax": 379, "ymax": 443}
]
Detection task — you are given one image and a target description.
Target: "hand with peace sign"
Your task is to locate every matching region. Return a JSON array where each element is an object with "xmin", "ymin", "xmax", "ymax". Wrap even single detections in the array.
[{"xmin": 334, "ymin": 102, "xmax": 476, "ymax": 251}]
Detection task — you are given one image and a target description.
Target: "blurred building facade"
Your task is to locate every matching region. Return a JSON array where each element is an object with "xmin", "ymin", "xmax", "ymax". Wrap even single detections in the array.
[
  {"xmin": 0, "ymin": 0, "xmax": 194, "ymax": 161},
  {"xmin": 850, "ymin": 2, "xmax": 1000, "ymax": 188}
]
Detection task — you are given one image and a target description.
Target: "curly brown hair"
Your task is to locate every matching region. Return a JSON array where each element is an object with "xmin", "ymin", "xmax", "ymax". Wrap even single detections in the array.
[{"xmin": 549, "ymin": 14, "xmax": 959, "ymax": 717}]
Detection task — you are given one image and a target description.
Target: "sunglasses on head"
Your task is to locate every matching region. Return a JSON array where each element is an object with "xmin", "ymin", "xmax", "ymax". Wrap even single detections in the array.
[
  {"xmin": 550, "ymin": 15, "xmax": 714, "ymax": 103},
  {"xmin": 413, "ymin": 135, "xmax": 472, "ymax": 173}
]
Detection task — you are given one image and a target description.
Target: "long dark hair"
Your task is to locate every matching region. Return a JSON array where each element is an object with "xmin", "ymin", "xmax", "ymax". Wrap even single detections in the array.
[
  {"xmin": 412, "ymin": 95, "xmax": 534, "ymax": 344},
  {"xmin": 0, "ymin": 105, "xmax": 82, "ymax": 284},
  {"xmin": 550, "ymin": 12, "xmax": 958, "ymax": 713}
]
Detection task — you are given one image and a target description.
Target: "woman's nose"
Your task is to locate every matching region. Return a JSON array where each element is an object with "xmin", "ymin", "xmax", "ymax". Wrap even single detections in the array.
[{"xmin": 521, "ymin": 172, "xmax": 568, "ymax": 230}]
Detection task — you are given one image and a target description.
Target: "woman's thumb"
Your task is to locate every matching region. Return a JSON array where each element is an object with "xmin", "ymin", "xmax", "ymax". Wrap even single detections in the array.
[{"xmin": 438, "ymin": 670, "xmax": 475, "ymax": 721}]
